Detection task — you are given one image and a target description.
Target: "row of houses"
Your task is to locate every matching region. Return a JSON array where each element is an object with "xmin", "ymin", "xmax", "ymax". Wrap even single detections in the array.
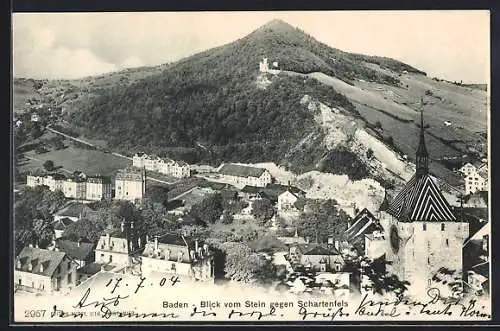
[
  {"xmin": 132, "ymin": 153, "xmax": 190, "ymax": 178},
  {"xmin": 26, "ymin": 167, "xmax": 147, "ymax": 203},
  {"xmin": 14, "ymin": 223, "xmax": 214, "ymax": 294},
  {"xmin": 27, "ymin": 173, "xmax": 112, "ymax": 201}
]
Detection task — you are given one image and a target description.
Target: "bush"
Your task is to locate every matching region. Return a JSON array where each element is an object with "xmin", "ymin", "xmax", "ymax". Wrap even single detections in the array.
[{"xmin": 43, "ymin": 160, "xmax": 54, "ymax": 171}]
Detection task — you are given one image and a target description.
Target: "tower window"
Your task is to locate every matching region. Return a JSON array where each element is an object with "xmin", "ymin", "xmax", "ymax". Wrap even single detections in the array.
[
  {"xmin": 423, "ymin": 223, "xmax": 427, "ymax": 231},
  {"xmin": 441, "ymin": 223, "xmax": 445, "ymax": 231}
]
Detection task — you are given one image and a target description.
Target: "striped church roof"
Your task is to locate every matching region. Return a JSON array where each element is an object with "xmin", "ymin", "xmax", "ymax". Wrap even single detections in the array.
[{"xmin": 386, "ymin": 174, "xmax": 457, "ymax": 222}]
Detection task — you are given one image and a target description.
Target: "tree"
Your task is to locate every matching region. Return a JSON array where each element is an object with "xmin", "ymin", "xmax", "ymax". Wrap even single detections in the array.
[
  {"xmin": 43, "ymin": 160, "xmax": 55, "ymax": 172},
  {"xmin": 221, "ymin": 210, "xmax": 234, "ymax": 224},
  {"xmin": 297, "ymin": 199, "xmax": 350, "ymax": 244},
  {"xmin": 251, "ymin": 199, "xmax": 275, "ymax": 226},
  {"xmin": 220, "ymin": 242, "xmax": 276, "ymax": 284},
  {"xmin": 141, "ymin": 200, "xmax": 178, "ymax": 233},
  {"xmin": 32, "ymin": 219, "xmax": 54, "ymax": 249},
  {"xmin": 345, "ymin": 256, "xmax": 410, "ymax": 296},
  {"xmin": 145, "ymin": 185, "xmax": 170, "ymax": 205},
  {"xmin": 189, "ymin": 193, "xmax": 224, "ymax": 224},
  {"xmin": 63, "ymin": 218, "xmax": 106, "ymax": 243}
]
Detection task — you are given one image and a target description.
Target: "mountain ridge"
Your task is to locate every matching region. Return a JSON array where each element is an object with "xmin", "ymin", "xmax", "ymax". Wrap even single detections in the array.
[{"xmin": 13, "ymin": 19, "xmax": 487, "ymax": 186}]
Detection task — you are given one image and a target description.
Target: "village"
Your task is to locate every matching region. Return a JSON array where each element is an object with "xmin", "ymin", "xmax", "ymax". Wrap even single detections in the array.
[
  {"xmin": 12, "ymin": 57, "xmax": 489, "ymax": 304},
  {"xmin": 14, "ymin": 125, "xmax": 489, "ymax": 300}
]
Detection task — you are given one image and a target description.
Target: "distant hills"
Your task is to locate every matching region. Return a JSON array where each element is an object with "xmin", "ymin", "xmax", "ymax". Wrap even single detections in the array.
[{"xmin": 13, "ymin": 19, "xmax": 488, "ymax": 186}]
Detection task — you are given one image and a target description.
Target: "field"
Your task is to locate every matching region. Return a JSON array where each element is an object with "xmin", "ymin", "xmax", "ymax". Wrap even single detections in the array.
[{"xmin": 19, "ymin": 145, "xmax": 131, "ymax": 177}]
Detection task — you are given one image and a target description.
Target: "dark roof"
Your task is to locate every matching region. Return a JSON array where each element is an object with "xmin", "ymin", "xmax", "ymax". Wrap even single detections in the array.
[
  {"xmin": 302, "ymin": 245, "xmax": 339, "ymax": 256},
  {"xmin": 87, "ymin": 176, "xmax": 112, "ymax": 184},
  {"xmin": 379, "ymin": 190, "xmax": 390, "ymax": 211},
  {"xmin": 55, "ymin": 239, "xmax": 94, "ymax": 261},
  {"xmin": 56, "ymin": 202, "xmax": 94, "ymax": 218},
  {"xmin": 156, "ymin": 233, "xmax": 189, "ymax": 247},
  {"xmin": 465, "ymin": 191, "xmax": 488, "ymax": 206},
  {"xmin": 77, "ymin": 262, "xmax": 102, "ymax": 275},
  {"xmin": 241, "ymin": 186, "xmax": 263, "ymax": 194},
  {"xmin": 52, "ymin": 217, "xmax": 74, "ymax": 231},
  {"xmin": 386, "ymin": 174, "xmax": 457, "ymax": 222},
  {"xmin": 345, "ymin": 208, "xmax": 382, "ymax": 241},
  {"xmin": 219, "ymin": 164, "xmax": 267, "ymax": 178},
  {"xmin": 265, "ymin": 183, "xmax": 305, "ymax": 196},
  {"xmin": 102, "ymin": 228, "xmax": 128, "ymax": 239},
  {"xmin": 472, "ymin": 262, "xmax": 489, "ymax": 279},
  {"xmin": 16, "ymin": 246, "xmax": 67, "ymax": 277}
]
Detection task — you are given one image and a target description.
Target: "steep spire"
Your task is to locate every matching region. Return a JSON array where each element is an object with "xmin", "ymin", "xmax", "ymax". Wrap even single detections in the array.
[{"xmin": 415, "ymin": 97, "xmax": 429, "ymax": 178}]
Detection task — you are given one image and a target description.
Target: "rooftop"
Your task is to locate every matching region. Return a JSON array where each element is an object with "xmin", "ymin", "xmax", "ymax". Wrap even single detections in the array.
[
  {"xmin": 55, "ymin": 202, "xmax": 95, "ymax": 218},
  {"xmin": 345, "ymin": 208, "xmax": 382, "ymax": 241},
  {"xmin": 219, "ymin": 163, "xmax": 267, "ymax": 178},
  {"xmin": 16, "ymin": 246, "xmax": 67, "ymax": 277},
  {"xmin": 52, "ymin": 217, "xmax": 74, "ymax": 231},
  {"xmin": 55, "ymin": 239, "xmax": 94, "ymax": 261},
  {"xmin": 77, "ymin": 262, "xmax": 102, "ymax": 275}
]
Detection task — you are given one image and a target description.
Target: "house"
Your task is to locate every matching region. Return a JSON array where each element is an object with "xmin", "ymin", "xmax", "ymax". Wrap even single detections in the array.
[
  {"xmin": 259, "ymin": 57, "xmax": 269, "ymax": 73},
  {"xmin": 15, "ymin": 119, "xmax": 23, "ymax": 127},
  {"xmin": 54, "ymin": 202, "xmax": 95, "ymax": 223},
  {"xmin": 458, "ymin": 162, "xmax": 477, "ymax": 177},
  {"xmin": 277, "ymin": 187, "xmax": 306, "ymax": 213},
  {"xmin": 26, "ymin": 174, "xmax": 44, "ymax": 187},
  {"xmin": 26, "ymin": 173, "xmax": 66, "ymax": 191},
  {"xmin": 115, "ymin": 168, "xmax": 146, "ymax": 202},
  {"xmin": 464, "ymin": 164, "xmax": 488, "ymax": 195},
  {"xmin": 140, "ymin": 233, "xmax": 213, "ymax": 281},
  {"xmin": 62, "ymin": 177, "xmax": 87, "ymax": 199},
  {"xmin": 240, "ymin": 185, "xmax": 266, "ymax": 201},
  {"xmin": 344, "ymin": 208, "xmax": 385, "ymax": 258},
  {"xmin": 85, "ymin": 175, "xmax": 112, "ymax": 201},
  {"xmin": 444, "ymin": 121, "xmax": 452, "ymax": 127},
  {"xmin": 14, "ymin": 245, "xmax": 78, "ymax": 293},
  {"xmin": 132, "ymin": 153, "xmax": 191, "ymax": 178},
  {"xmin": 289, "ymin": 244, "xmax": 344, "ymax": 272},
  {"xmin": 218, "ymin": 163, "xmax": 272, "ymax": 188},
  {"xmin": 52, "ymin": 217, "xmax": 74, "ymax": 239},
  {"xmin": 95, "ymin": 221, "xmax": 144, "ymax": 267},
  {"xmin": 464, "ymin": 191, "xmax": 488, "ymax": 208},
  {"xmin": 47, "ymin": 238, "xmax": 95, "ymax": 269}
]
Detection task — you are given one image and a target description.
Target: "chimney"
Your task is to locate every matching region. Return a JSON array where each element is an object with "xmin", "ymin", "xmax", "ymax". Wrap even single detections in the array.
[
  {"xmin": 106, "ymin": 233, "xmax": 111, "ymax": 246},
  {"xmin": 195, "ymin": 239, "xmax": 199, "ymax": 252},
  {"xmin": 154, "ymin": 236, "xmax": 158, "ymax": 251},
  {"xmin": 146, "ymin": 234, "xmax": 149, "ymax": 243},
  {"xmin": 334, "ymin": 240, "xmax": 340, "ymax": 251},
  {"xmin": 77, "ymin": 238, "xmax": 81, "ymax": 247},
  {"xmin": 121, "ymin": 220, "xmax": 125, "ymax": 233}
]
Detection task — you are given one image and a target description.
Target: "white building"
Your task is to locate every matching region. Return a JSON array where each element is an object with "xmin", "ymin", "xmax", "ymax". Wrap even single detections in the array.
[
  {"xmin": 115, "ymin": 168, "xmax": 146, "ymax": 202},
  {"xmin": 14, "ymin": 245, "xmax": 78, "ymax": 293},
  {"xmin": 95, "ymin": 222, "xmax": 144, "ymax": 267},
  {"xmin": 218, "ymin": 163, "xmax": 272, "ymax": 188},
  {"xmin": 132, "ymin": 153, "xmax": 191, "ymax": 178},
  {"xmin": 62, "ymin": 178, "xmax": 87, "ymax": 199},
  {"xmin": 458, "ymin": 162, "xmax": 477, "ymax": 177},
  {"xmin": 85, "ymin": 176, "xmax": 112, "ymax": 201},
  {"xmin": 140, "ymin": 233, "xmax": 213, "ymax": 282},
  {"xmin": 464, "ymin": 164, "xmax": 488, "ymax": 195},
  {"xmin": 277, "ymin": 187, "xmax": 306, "ymax": 213},
  {"xmin": 259, "ymin": 57, "xmax": 269, "ymax": 73}
]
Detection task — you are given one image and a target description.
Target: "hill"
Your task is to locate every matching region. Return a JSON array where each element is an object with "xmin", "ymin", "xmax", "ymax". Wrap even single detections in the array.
[{"xmin": 14, "ymin": 19, "xmax": 487, "ymax": 186}]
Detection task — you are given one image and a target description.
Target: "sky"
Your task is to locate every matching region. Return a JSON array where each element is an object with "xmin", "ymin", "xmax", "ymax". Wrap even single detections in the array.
[{"xmin": 12, "ymin": 11, "xmax": 490, "ymax": 83}]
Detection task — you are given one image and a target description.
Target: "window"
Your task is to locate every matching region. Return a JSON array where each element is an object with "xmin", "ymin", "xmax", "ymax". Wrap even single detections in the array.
[
  {"xmin": 423, "ymin": 223, "xmax": 427, "ymax": 231},
  {"xmin": 446, "ymin": 239, "xmax": 449, "ymax": 246},
  {"xmin": 18, "ymin": 279, "xmax": 21, "ymax": 285},
  {"xmin": 67, "ymin": 273, "xmax": 72, "ymax": 284},
  {"xmin": 441, "ymin": 223, "xmax": 445, "ymax": 231},
  {"xmin": 32, "ymin": 281, "xmax": 34, "ymax": 288},
  {"xmin": 101, "ymin": 254, "xmax": 104, "ymax": 259},
  {"xmin": 109, "ymin": 255, "xmax": 113, "ymax": 263}
]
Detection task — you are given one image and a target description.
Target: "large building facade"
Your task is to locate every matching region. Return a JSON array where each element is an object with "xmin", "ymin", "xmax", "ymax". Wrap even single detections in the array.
[
  {"xmin": 114, "ymin": 168, "xmax": 146, "ymax": 202},
  {"xmin": 379, "ymin": 109, "xmax": 469, "ymax": 294}
]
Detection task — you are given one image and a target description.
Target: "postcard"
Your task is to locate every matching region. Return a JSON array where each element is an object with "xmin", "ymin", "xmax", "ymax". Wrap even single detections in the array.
[{"xmin": 12, "ymin": 10, "xmax": 491, "ymax": 323}]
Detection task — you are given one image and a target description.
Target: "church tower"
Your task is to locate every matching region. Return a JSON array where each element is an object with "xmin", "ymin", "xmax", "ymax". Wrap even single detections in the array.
[{"xmin": 380, "ymin": 100, "xmax": 469, "ymax": 295}]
